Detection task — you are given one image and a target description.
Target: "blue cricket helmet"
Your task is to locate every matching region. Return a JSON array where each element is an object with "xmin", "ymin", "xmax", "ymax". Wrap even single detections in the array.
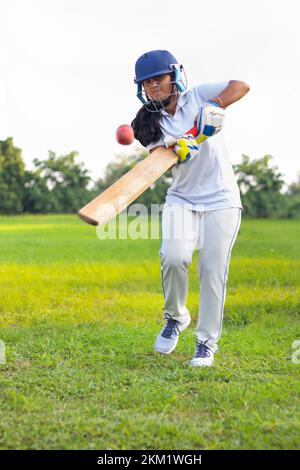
[
  {"xmin": 134, "ymin": 50, "xmax": 187, "ymax": 105},
  {"xmin": 134, "ymin": 50, "xmax": 179, "ymax": 83}
]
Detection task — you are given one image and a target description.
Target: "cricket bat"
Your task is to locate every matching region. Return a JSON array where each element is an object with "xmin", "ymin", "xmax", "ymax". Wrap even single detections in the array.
[{"xmin": 78, "ymin": 124, "xmax": 206, "ymax": 226}]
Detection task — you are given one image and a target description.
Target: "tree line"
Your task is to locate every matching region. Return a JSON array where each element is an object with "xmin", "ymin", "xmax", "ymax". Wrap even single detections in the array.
[{"xmin": 0, "ymin": 137, "xmax": 299, "ymax": 218}]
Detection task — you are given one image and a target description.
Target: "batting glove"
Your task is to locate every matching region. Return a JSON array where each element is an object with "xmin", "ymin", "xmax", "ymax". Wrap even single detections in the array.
[
  {"xmin": 195, "ymin": 99, "xmax": 225, "ymax": 142},
  {"xmin": 164, "ymin": 134, "xmax": 199, "ymax": 164}
]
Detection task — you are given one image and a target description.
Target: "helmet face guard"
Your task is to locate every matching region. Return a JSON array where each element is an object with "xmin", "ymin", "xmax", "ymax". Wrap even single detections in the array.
[
  {"xmin": 134, "ymin": 50, "xmax": 188, "ymax": 112},
  {"xmin": 136, "ymin": 65, "xmax": 187, "ymax": 112}
]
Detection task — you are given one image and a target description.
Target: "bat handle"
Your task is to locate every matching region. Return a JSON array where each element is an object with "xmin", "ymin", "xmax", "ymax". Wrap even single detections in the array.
[
  {"xmin": 187, "ymin": 123, "xmax": 198, "ymax": 137},
  {"xmin": 187, "ymin": 123, "xmax": 208, "ymax": 144}
]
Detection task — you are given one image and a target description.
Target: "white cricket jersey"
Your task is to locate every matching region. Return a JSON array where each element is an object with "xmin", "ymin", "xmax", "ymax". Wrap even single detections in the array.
[{"xmin": 146, "ymin": 82, "xmax": 243, "ymax": 212}]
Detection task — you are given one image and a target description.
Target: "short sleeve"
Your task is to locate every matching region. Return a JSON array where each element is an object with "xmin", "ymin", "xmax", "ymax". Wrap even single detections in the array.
[
  {"xmin": 192, "ymin": 81, "xmax": 229, "ymax": 104},
  {"xmin": 146, "ymin": 137, "xmax": 165, "ymax": 152}
]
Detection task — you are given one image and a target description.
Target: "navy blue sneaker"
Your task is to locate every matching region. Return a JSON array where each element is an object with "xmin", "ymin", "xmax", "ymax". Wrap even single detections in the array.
[
  {"xmin": 190, "ymin": 339, "xmax": 214, "ymax": 367},
  {"xmin": 154, "ymin": 313, "xmax": 191, "ymax": 355}
]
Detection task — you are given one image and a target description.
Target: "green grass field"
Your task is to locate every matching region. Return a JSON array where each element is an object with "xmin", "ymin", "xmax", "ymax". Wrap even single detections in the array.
[{"xmin": 0, "ymin": 214, "xmax": 299, "ymax": 450}]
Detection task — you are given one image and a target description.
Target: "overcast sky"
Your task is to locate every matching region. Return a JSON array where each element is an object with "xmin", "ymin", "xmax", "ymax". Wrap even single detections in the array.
[{"xmin": 0, "ymin": 0, "xmax": 299, "ymax": 185}]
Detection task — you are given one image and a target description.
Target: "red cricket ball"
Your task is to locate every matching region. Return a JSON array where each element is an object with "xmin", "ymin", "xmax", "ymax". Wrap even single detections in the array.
[{"xmin": 116, "ymin": 124, "xmax": 135, "ymax": 145}]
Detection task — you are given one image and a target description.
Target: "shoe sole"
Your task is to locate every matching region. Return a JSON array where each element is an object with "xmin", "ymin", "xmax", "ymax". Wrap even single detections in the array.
[
  {"xmin": 155, "ymin": 343, "xmax": 178, "ymax": 355},
  {"xmin": 189, "ymin": 360, "xmax": 214, "ymax": 367}
]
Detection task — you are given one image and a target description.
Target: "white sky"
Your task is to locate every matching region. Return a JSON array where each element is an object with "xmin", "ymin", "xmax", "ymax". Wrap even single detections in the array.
[{"xmin": 0, "ymin": 0, "xmax": 299, "ymax": 185}]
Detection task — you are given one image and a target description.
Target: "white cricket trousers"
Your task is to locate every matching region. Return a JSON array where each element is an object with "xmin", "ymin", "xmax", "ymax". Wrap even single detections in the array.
[{"xmin": 159, "ymin": 204, "xmax": 242, "ymax": 352}]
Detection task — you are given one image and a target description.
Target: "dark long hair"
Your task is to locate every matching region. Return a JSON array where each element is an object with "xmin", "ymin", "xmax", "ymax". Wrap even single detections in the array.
[{"xmin": 131, "ymin": 105, "xmax": 162, "ymax": 147}]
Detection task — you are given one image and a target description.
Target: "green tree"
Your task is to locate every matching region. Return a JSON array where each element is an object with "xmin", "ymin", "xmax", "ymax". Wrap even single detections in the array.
[
  {"xmin": 233, "ymin": 154, "xmax": 286, "ymax": 218},
  {"xmin": 22, "ymin": 169, "xmax": 54, "ymax": 213},
  {"xmin": 284, "ymin": 172, "xmax": 300, "ymax": 219},
  {"xmin": 26, "ymin": 151, "xmax": 92, "ymax": 213},
  {"xmin": 288, "ymin": 171, "xmax": 300, "ymax": 195},
  {"xmin": 0, "ymin": 138, "xmax": 25, "ymax": 214}
]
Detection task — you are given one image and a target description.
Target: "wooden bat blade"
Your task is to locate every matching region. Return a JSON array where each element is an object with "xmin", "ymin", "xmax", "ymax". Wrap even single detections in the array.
[{"xmin": 78, "ymin": 147, "xmax": 177, "ymax": 226}]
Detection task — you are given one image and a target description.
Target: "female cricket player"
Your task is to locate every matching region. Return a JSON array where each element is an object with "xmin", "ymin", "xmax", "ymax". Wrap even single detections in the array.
[{"xmin": 131, "ymin": 50, "xmax": 250, "ymax": 367}]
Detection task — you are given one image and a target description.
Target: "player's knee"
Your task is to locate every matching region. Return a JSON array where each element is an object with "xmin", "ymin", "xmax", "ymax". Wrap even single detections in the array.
[{"xmin": 161, "ymin": 250, "xmax": 192, "ymax": 269}]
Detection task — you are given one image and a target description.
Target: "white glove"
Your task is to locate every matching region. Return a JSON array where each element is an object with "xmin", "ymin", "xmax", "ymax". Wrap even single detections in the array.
[
  {"xmin": 164, "ymin": 134, "xmax": 199, "ymax": 163},
  {"xmin": 196, "ymin": 99, "xmax": 225, "ymax": 141}
]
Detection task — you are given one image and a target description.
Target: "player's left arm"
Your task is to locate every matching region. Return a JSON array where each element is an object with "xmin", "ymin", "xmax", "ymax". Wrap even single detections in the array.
[
  {"xmin": 210, "ymin": 80, "xmax": 250, "ymax": 109},
  {"xmin": 195, "ymin": 80, "xmax": 250, "ymax": 141}
]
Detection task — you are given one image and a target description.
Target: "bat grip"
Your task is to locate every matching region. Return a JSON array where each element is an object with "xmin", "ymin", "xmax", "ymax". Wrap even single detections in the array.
[
  {"xmin": 187, "ymin": 123, "xmax": 208, "ymax": 144},
  {"xmin": 187, "ymin": 123, "xmax": 198, "ymax": 137}
]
